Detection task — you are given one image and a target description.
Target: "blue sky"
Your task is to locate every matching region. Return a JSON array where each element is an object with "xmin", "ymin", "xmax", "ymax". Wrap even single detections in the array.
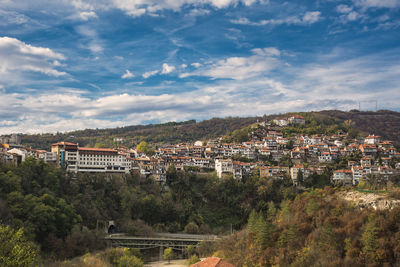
[{"xmin": 0, "ymin": 0, "xmax": 399, "ymax": 134}]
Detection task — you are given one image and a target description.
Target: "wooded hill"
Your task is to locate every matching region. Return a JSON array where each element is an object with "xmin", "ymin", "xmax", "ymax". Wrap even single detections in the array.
[{"xmin": 20, "ymin": 110, "xmax": 400, "ymax": 149}]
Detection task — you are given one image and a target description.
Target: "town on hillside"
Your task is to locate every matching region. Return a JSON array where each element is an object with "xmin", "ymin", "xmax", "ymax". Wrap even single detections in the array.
[{"xmin": 1, "ymin": 115, "xmax": 400, "ymax": 187}]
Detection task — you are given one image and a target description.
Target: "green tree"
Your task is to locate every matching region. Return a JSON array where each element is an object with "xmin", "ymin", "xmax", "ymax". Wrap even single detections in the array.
[
  {"xmin": 296, "ymin": 170, "xmax": 304, "ymax": 185},
  {"xmin": 0, "ymin": 225, "xmax": 41, "ymax": 266},
  {"xmin": 266, "ymin": 202, "xmax": 277, "ymax": 220},
  {"xmin": 184, "ymin": 222, "xmax": 199, "ymax": 234},
  {"xmin": 163, "ymin": 247, "xmax": 174, "ymax": 263},
  {"xmin": 118, "ymin": 254, "xmax": 143, "ymax": 267},
  {"xmin": 136, "ymin": 141, "xmax": 155, "ymax": 155},
  {"xmin": 187, "ymin": 254, "xmax": 200, "ymax": 265},
  {"xmin": 186, "ymin": 245, "xmax": 196, "ymax": 257},
  {"xmin": 247, "ymin": 209, "xmax": 259, "ymax": 233},
  {"xmin": 362, "ymin": 215, "xmax": 380, "ymax": 257}
]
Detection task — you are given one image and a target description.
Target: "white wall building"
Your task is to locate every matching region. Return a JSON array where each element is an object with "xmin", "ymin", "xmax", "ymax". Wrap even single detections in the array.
[
  {"xmin": 51, "ymin": 142, "xmax": 131, "ymax": 174},
  {"xmin": 215, "ymin": 158, "xmax": 233, "ymax": 178}
]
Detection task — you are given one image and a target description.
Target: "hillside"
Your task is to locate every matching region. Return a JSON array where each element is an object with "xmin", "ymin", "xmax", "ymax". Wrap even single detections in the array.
[
  {"xmin": 21, "ymin": 117, "xmax": 262, "ymax": 149},
  {"xmin": 318, "ymin": 109, "xmax": 400, "ymax": 142},
  {"xmin": 19, "ymin": 110, "xmax": 400, "ymax": 149}
]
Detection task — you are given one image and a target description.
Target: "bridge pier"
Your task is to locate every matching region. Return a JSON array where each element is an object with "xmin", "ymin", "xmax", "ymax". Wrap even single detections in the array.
[{"xmin": 159, "ymin": 245, "xmax": 164, "ymax": 261}]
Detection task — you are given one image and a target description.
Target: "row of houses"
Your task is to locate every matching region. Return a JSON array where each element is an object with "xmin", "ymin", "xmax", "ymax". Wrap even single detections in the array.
[{"xmin": 1, "ymin": 121, "xmax": 399, "ymax": 186}]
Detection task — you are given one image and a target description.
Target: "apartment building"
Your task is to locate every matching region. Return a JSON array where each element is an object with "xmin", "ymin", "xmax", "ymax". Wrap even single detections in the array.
[{"xmin": 51, "ymin": 142, "xmax": 131, "ymax": 173}]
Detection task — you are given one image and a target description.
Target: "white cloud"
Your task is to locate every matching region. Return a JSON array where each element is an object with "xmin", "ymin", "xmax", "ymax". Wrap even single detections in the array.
[
  {"xmin": 336, "ymin": 4, "xmax": 353, "ymax": 13},
  {"xmin": 252, "ymin": 47, "xmax": 280, "ymax": 57},
  {"xmin": 346, "ymin": 11, "xmax": 362, "ymax": 21},
  {"xmin": 142, "ymin": 70, "xmax": 159, "ymax": 78},
  {"xmin": 335, "ymin": 4, "xmax": 364, "ymax": 23},
  {"xmin": 302, "ymin": 11, "xmax": 321, "ymax": 24},
  {"xmin": 161, "ymin": 63, "xmax": 175, "ymax": 74},
  {"xmin": 121, "ymin": 69, "xmax": 134, "ymax": 79},
  {"xmin": 231, "ymin": 11, "xmax": 322, "ymax": 26},
  {"xmin": 76, "ymin": 25, "xmax": 103, "ymax": 53},
  {"xmin": 79, "ymin": 11, "xmax": 98, "ymax": 20},
  {"xmin": 70, "ymin": 0, "xmax": 95, "ymax": 10},
  {"xmin": 0, "ymin": 37, "xmax": 67, "ymax": 77},
  {"xmin": 354, "ymin": 0, "xmax": 400, "ymax": 8},
  {"xmin": 181, "ymin": 64, "xmax": 187, "ymax": 69},
  {"xmin": 182, "ymin": 47, "xmax": 281, "ymax": 80},
  {"xmin": 2, "ymin": 48, "xmax": 400, "ymax": 134},
  {"xmin": 188, "ymin": 8, "xmax": 210, "ymax": 16},
  {"xmin": 109, "ymin": 0, "xmax": 266, "ymax": 17},
  {"xmin": 191, "ymin": 62, "xmax": 202, "ymax": 68},
  {"xmin": 0, "ymin": 9, "xmax": 30, "ymax": 25},
  {"xmin": 289, "ymin": 50, "xmax": 400, "ymax": 106}
]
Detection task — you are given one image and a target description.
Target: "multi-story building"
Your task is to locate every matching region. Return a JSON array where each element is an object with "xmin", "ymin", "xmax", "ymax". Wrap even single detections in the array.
[
  {"xmin": 260, "ymin": 166, "xmax": 288, "ymax": 178},
  {"xmin": 51, "ymin": 142, "xmax": 131, "ymax": 173},
  {"xmin": 215, "ymin": 158, "xmax": 233, "ymax": 178},
  {"xmin": 38, "ymin": 150, "xmax": 57, "ymax": 163},
  {"xmin": 364, "ymin": 135, "xmax": 381, "ymax": 145},
  {"xmin": 332, "ymin": 170, "xmax": 353, "ymax": 185}
]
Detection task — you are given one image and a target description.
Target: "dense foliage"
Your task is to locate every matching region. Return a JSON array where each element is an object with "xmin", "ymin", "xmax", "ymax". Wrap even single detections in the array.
[
  {"xmin": 0, "ymin": 158, "xmax": 299, "ymax": 263},
  {"xmin": 0, "ymin": 224, "xmax": 41, "ymax": 266},
  {"xmin": 49, "ymin": 248, "xmax": 144, "ymax": 267},
  {"xmin": 216, "ymin": 188, "xmax": 400, "ymax": 267},
  {"xmin": 1, "ymin": 155, "xmax": 400, "ymax": 265}
]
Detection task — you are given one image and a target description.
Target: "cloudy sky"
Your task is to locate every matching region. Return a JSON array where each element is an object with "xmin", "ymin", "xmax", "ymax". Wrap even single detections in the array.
[{"xmin": 0, "ymin": 0, "xmax": 399, "ymax": 134}]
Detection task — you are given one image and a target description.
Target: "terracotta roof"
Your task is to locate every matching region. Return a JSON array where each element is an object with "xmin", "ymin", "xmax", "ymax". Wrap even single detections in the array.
[
  {"xmin": 189, "ymin": 257, "xmax": 235, "ymax": 267},
  {"xmin": 366, "ymin": 135, "xmax": 381, "ymax": 139},
  {"xmin": 78, "ymin": 147, "xmax": 117, "ymax": 152},
  {"xmin": 51, "ymin": 141, "xmax": 77, "ymax": 146},
  {"xmin": 293, "ymin": 164, "xmax": 304, "ymax": 168}
]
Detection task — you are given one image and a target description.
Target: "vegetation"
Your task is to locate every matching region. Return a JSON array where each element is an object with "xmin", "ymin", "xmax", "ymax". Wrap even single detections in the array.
[
  {"xmin": 3, "ymin": 110, "xmax": 400, "ymax": 265},
  {"xmin": 48, "ymin": 248, "xmax": 143, "ymax": 267},
  {"xmin": 21, "ymin": 117, "xmax": 261, "ymax": 149},
  {"xmin": 0, "ymin": 224, "xmax": 41, "ymax": 266},
  {"xmin": 215, "ymin": 188, "xmax": 400, "ymax": 266},
  {"xmin": 19, "ymin": 110, "xmax": 400, "ymax": 150},
  {"xmin": 163, "ymin": 247, "xmax": 174, "ymax": 263},
  {"xmin": 187, "ymin": 254, "xmax": 200, "ymax": 265},
  {"xmin": 0, "ymin": 158, "xmax": 298, "ymax": 263}
]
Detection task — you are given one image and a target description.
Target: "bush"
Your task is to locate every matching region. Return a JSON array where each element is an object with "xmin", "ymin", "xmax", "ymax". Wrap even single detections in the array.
[
  {"xmin": 184, "ymin": 222, "xmax": 199, "ymax": 234},
  {"xmin": 119, "ymin": 219, "xmax": 154, "ymax": 236},
  {"xmin": 100, "ymin": 248, "xmax": 143, "ymax": 267},
  {"xmin": 187, "ymin": 254, "xmax": 200, "ymax": 265},
  {"xmin": 0, "ymin": 225, "xmax": 41, "ymax": 266},
  {"xmin": 163, "ymin": 247, "xmax": 174, "ymax": 263}
]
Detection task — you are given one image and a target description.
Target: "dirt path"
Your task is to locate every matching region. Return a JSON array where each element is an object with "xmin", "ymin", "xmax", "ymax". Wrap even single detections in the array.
[{"xmin": 144, "ymin": 259, "xmax": 187, "ymax": 267}]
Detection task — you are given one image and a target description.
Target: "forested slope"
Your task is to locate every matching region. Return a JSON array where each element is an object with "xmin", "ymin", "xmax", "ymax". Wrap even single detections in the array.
[{"xmin": 19, "ymin": 110, "xmax": 400, "ymax": 149}]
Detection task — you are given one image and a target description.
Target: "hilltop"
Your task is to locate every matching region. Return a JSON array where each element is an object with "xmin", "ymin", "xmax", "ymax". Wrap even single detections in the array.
[{"xmin": 19, "ymin": 110, "xmax": 400, "ymax": 149}]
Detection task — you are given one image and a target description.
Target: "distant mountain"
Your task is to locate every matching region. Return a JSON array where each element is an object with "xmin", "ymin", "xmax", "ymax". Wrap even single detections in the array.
[{"xmin": 20, "ymin": 110, "xmax": 400, "ymax": 150}]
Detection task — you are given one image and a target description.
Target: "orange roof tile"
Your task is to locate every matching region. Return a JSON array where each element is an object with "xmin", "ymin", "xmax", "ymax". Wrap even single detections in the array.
[
  {"xmin": 78, "ymin": 147, "xmax": 117, "ymax": 152},
  {"xmin": 51, "ymin": 141, "xmax": 77, "ymax": 146}
]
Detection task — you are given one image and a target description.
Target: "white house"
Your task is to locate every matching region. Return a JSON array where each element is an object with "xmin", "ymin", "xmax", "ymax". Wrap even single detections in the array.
[{"xmin": 215, "ymin": 158, "xmax": 233, "ymax": 178}]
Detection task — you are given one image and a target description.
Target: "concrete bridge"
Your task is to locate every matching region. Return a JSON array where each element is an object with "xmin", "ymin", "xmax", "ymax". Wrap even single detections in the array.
[{"xmin": 105, "ymin": 233, "xmax": 218, "ymax": 260}]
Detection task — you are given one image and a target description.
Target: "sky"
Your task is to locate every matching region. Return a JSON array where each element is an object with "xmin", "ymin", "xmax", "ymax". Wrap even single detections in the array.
[{"xmin": 0, "ymin": 0, "xmax": 400, "ymax": 134}]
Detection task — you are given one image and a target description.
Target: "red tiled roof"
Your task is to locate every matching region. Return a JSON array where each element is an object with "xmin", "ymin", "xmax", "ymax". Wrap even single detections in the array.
[
  {"xmin": 78, "ymin": 147, "xmax": 117, "ymax": 152},
  {"xmin": 366, "ymin": 135, "xmax": 381, "ymax": 139},
  {"xmin": 51, "ymin": 141, "xmax": 77, "ymax": 146},
  {"xmin": 293, "ymin": 164, "xmax": 304, "ymax": 168}
]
